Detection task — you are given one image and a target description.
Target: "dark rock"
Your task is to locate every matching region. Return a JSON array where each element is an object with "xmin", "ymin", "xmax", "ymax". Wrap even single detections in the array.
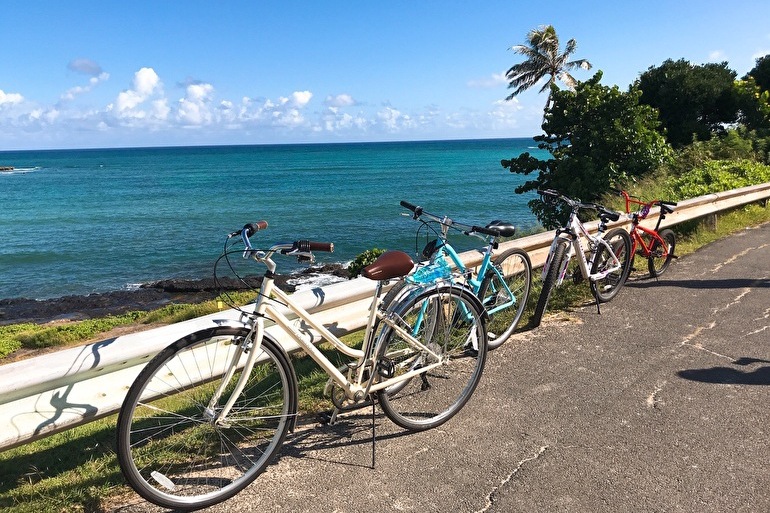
[{"xmin": 0, "ymin": 265, "xmax": 350, "ymax": 326}]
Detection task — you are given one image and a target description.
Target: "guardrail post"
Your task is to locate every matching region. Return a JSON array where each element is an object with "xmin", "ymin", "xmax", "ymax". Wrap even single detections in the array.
[{"xmin": 706, "ymin": 213, "xmax": 718, "ymax": 231}]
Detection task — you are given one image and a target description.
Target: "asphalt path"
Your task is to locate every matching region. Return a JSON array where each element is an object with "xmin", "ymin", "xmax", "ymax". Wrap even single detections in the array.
[{"xmin": 114, "ymin": 222, "xmax": 770, "ymax": 513}]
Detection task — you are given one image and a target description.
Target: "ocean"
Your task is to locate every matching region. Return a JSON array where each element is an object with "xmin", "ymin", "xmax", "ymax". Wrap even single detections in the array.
[{"xmin": 0, "ymin": 138, "xmax": 546, "ymax": 300}]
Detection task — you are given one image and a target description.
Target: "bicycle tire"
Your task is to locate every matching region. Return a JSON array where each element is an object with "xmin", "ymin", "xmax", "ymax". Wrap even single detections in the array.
[
  {"xmin": 377, "ymin": 284, "xmax": 487, "ymax": 431},
  {"xmin": 478, "ymin": 248, "xmax": 532, "ymax": 348},
  {"xmin": 116, "ymin": 327, "xmax": 297, "ymax": 510},
  {"xmin": 648, "ymin": 228, "xmax": 676, "ymax": 277},
  {"xmin": 532, "ymin": 239, "xmax": 570, "ymax": 328},
  {"xmin": 590, "ymin": 228, "xmax": 632, "ymax": 302}
]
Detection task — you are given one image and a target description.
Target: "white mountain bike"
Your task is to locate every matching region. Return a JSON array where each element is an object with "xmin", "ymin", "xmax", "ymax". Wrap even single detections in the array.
[{"xmin": 532, "ymin": 189, "xmax": 632, "ymax": 327}]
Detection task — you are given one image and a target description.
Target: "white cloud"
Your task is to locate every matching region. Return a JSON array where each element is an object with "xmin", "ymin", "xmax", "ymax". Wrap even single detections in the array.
[
  {"xmin": 709, "ymin": 50, "xmax": 726, "ymax": 61},
  {"xmin": 176, "ymin": 83, "xmax": 214, "ymax": 125},
  {"xmin": 134, "ymin": 67, "xmax": 161, "ymax": 97},
  {"xmin": 61, "ymin": 72, "xmax": 110, "ymax": 102},
  {"xmin": 0, "ymin": 89, "xmax": 24, "ymax": 106},
  {"xmin": 291, "ymin": 90, "xmax": 312, "ymax": 107},
  {"xmin": 752, "ymin": 49, "xmax": 770, "ymax": 59},
  {"xmin": 377, "ymin": 106, "xmax": 414, "ymax": 131},
  {"xmin": 113, "ymin": 67, "xmax": 163, "ymax": 118},
  {"xmin": 467, "ymin": 72, "xmax": 508, "ymax": 88},
  {"xmin": 325, "ymin": 94, "xmax": 356, "ymax": 108}
]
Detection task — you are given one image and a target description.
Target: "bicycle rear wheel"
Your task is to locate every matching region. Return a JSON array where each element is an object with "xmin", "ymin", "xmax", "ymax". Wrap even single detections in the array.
[
  {"xmin": 648, "ymin": 228, "xmax": 676, "ymax": 277},
  {"xmin": 377, "ymin": 285, "xmax": 487, "ymax": 431},
  {"xmin": 478, "ymin": 248, "xmax": 532, "ymax": 348},
  {"xmin": 590, "ymin": 228, "xmax": 632, "ymax": 302},
  {"xmin": 116, "ymin": 327, "xmax": 297, "ymax": 510}
]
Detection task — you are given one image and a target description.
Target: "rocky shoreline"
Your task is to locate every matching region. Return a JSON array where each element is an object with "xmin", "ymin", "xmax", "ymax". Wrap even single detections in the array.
[{"xmin": 0, "ymin": 264, "xmax": 349, "ymax": 325}]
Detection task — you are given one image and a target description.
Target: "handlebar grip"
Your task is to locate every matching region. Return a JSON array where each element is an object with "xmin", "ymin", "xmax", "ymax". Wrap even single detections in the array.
[
  {"xmin": 293, "ymin": 240, "xmax": 334, "ymax": 253},
  {"xmin": 400, "ymin": 200, "xmax": 423, "ymax": 219},
  {"xmin": 244, "ymin": 221, "xmax": 268, "ymax": 237}
]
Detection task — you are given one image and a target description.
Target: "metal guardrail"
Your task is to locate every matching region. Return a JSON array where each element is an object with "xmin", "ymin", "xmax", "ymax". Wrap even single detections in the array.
[{"xmin": 1, "ymin": 183, "xmax": 769, "ymax": 451}]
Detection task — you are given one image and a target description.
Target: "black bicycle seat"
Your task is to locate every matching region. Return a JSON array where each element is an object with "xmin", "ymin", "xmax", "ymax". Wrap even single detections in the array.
[{"xmin": 485, "ymin": 220, "xmax": 516, "ymax": 237}]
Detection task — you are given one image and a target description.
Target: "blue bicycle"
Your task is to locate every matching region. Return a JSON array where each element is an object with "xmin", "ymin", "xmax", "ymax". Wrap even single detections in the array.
[{"xmin": 385, "ymin": 201, "xmax": 532, "ymax": 349}]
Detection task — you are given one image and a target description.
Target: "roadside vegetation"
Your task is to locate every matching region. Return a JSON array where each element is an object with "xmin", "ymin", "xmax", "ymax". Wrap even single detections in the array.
[{"xmin": 2, "ymin": 27, "xmax": 770, "ymax": 513}]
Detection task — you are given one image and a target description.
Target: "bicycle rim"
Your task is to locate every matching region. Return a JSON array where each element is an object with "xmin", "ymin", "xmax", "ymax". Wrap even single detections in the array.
[
  {"xmin": 479, "ymin": 248, "xmax": 532, "ymax": 348},
  {"xmin": 117, "ymin": 328, "xmax": 295, "ymax": 510},
  {"xmin": 377, "ymin": 285, "xmax": 487, "ymax": 431}
]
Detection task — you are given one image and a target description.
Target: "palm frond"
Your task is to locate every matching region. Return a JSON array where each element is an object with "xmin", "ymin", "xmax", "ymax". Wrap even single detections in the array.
[{"xmin": 504, "ymin": 25, "xmax": 591, "ymax": 105}]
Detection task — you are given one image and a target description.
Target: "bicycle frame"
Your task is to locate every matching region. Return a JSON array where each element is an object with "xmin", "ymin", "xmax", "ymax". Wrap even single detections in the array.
[
  {"xmin": 209, "ymin": 246, "xmax": 446, "ymax": 424},
  {"xmin": 429, "ymin": 233, "xmax": 514, "ymax": 316},
  {"xmin": 405, "ymin": 211, "xmax": 518, "ymax": 317},
  {"xmin": 629, "ymin": 222, "xmax": 667, "ymax": 258},
  {"xmin": 544, "ymin": 210, "xmax": 623, "ymax": 288},
  {"xmin": 619, "ymin": 190, "xmax": 673, "ymax": 260}
]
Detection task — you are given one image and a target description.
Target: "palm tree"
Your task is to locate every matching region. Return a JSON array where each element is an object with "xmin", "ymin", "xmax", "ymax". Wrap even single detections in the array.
[{"xmin": 505, "ymin": 25, "xmax": 592, "ymax": 108}]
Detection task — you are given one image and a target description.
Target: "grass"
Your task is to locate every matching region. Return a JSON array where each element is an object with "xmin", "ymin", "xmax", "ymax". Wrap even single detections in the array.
[
  {"xmin": 0, "ymin": 293, "xmax": 258, "ymax": 361},
  {"xmin": 0, "ymin": 201, "xmax": 769, "ymax": 512}
]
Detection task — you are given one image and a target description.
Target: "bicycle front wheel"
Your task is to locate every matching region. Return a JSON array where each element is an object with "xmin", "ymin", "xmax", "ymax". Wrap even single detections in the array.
[
  {"xmin": 648, "ymin": 228, "xmax": 676, "ymax": 277},
  {"xmin": 377, "ymin": 285, "xmax": 487, "ymax": 431},
  {"xmin": 116, "ymin": 327, "xmax": 297, "ymax": 510},
  {"xmin": 590, "ymin": 228, "xmax": 632, "ymax": 302},
  {"xmin": 478, "ymin": 248, "xmax": 532, "ymax": 349},
  {"xmin": 532, "ymin": 239, "xmax": 570, "ymax": 328}
]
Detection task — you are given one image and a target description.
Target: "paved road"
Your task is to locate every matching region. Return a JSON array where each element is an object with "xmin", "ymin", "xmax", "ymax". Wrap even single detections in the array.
[{"xmin": 114, "ymin": 223, "xmax": 770, "ymax": 513}]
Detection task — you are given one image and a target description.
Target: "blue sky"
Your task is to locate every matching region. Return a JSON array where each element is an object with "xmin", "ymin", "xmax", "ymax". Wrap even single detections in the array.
[{"xmin": 2, "ymin": 0, "xmax": 770, "ymax": 150}]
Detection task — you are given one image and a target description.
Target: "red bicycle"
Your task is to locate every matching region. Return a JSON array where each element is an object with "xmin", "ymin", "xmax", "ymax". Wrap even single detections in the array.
[{"xmin": 616, "ymin": 189, "xmax": 677, "ymax": 277}]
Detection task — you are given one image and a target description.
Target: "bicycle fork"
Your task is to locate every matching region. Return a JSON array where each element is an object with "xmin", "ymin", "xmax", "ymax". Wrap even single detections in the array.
[{"xmin": 204, "ymin": 317, "xmax": 266, "ymax": 427}]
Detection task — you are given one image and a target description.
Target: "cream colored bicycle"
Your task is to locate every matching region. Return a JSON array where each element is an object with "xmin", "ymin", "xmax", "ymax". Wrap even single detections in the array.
[{"xmin": 116, "ymin": 221, "xmax": 487, "ymax": 510}]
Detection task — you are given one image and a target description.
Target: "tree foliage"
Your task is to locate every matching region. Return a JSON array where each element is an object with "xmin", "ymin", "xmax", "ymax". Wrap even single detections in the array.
[
  {"xmin": 745, "ymin": 54, "xmax": 770, "ymax": 93},
  {"xmin": 502, "ymin": 72, "xmax": 672, "ymax": 228},
  {"xmin": 505, "ymin": 25, "xmax": 591, "ymax": 107},
  {"xmin": 636, "ymin": 59, "xmax": 739, "ymax": 148},
  {"xmin": 734, "ymin": 78, "xmax": 770, "ymax": 133}
]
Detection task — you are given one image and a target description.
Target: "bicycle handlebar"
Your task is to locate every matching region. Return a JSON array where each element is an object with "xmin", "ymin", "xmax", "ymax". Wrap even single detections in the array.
[
  {"xmin": 236, "ymin": 222, "xmax": 334, "ymax": 255},
  {"xmin": 538, "ymin": 189, "xmax": 622, "ymax": 222},
  {"xmin": 612, "ymin": 188, "xmax": 677, "ymax": 215},
  {"xmin": 400, "ymin": 200, "xmax": 497, "ymax": 239}
]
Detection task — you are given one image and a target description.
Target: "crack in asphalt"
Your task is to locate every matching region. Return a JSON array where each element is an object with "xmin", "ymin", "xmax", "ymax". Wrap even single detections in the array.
[
  {"xmin": 709, "ymin": 243, "xmax": 769, "ymax": 274},
  {"xmin": 474, "ymin": 445, "xmax": 549, "ymax": 513}
]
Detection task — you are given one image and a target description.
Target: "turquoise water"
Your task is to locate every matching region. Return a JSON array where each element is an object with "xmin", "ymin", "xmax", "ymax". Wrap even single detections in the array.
[{"xmin": 0, "ymin": 139, "xmax": 545, "ymax": 299}]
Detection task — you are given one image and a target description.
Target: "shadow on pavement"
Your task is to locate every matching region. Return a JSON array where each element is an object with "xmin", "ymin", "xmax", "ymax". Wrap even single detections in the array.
[
  {"xmin": 678, "ymin": 357, "xmax": 770, "ymax": 386},
  {"xmin": 627, "ymin": 277, "xmax": 770, "ymax": 290}
]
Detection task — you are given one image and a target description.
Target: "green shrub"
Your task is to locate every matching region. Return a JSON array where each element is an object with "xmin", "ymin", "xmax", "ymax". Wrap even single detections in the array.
[{"xmin": 666, "ymin": 159, "xmax": 770, "ymax": 199}]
